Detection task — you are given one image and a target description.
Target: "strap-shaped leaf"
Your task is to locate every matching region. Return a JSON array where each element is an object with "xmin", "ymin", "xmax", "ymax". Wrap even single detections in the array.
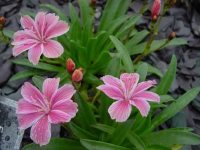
[
  {"xmin": 9, "ymin": 70, "xmax": 37, "ymax": 81},
  {"xmin": 80, "ymin": 139, "xmax": 131, "ymax": 150},
  {"xmin": 99, "ymin": 0, "xmax": 131, "ymax": 31},
  {"xmin": 142, "ymin": 129, "xmax": 200, "ymax": 146},
  {"xmin": 136, "ymin": 62, "xmax": 148, "ymax": 82},
  {"xmin": 68, "ymin": 122, "xmax": 98, "ymax": 139},
  {"xmin": 156, "ymin": 55, "xmax": 177, "ymax": 95},
  {"xmin": 12, "ymin": 59, "xmax": 64, "ymax": 72},
  {"xmin": 74, "ymin": 93, "xmax": 96, "ymax": 130},
  {"xmin": 110, "ymin": 36, "xmax": 133, "ymax": 72},
  {"xmin": 108, "ymin": 120, "xmax": 134, "ymax": 145},
  {"xmin": 22, "ymin": 138, "xmax": 86, "ymax": 150},
  {"xmin": 32, "ymin": 75, "xmax": 45, "ymax": 91},
  {"xmin": 151, "ymin": 87, "xmax": 200, "ymax": 130}
]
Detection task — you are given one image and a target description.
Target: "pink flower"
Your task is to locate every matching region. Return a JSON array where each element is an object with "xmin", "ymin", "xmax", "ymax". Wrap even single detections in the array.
[
  {"xmin": 16, "ymin": 78, "xmax": 78, "ymax": 145},
  {"xmin": 12, "ymin": 12, "xmax": 69, "ymax": 65},
  {"xmin": 151, "ymin": 0, "xmax": 161, "ymax": 20},
  {"xmin": 97, "ymin": 73, "xmax": 160, "ymax": 122}
]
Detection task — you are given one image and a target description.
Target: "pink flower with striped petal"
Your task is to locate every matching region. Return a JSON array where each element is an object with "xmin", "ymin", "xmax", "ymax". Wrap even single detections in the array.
[
  {"xmin": 97, "ymin": 73, "xmax": 160, "ymax": 122},
  {"xmin": 12, "ymin": 12, "xmax": 69, "ymax": 65},
  {"xmin": 16, "ymin": 78, "xmax": 78, "ymax": 146}
]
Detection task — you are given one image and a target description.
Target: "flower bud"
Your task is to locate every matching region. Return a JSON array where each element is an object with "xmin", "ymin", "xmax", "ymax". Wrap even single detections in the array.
[
  {"xmin": 0, "ymin": 16, "xmax": 6, "ymax": 30},
  {"xmin": 169, "ymin": 0, "xmax": 176, "ymax": 6},
  {"xmin": 90, "ymin": 0, "xmax": 96, "ymax": 8},
  {"xmin": 66, "ymin": 58, "xmax": 75, "ymax": 73},
  {"xmin": 72, "ymin": 68, "xmax": 83, "ymax": 82},
  {"xmin": 151, "ymin": 0, "xmax": 161, "ymax": 21},
  {"xmin": 168, "ymin": 32, "xmax": 176, "ymax": 40}
]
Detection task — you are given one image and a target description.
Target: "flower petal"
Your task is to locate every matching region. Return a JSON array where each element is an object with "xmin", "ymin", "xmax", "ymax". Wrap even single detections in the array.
[
  {"xmin": 30, "ymin": 116, "xmax": 51, "ymax": 146},
  {"xmin": 100, "ymin": 75, "xmax": 121, "ymax": 87},
  {"xmin": 51, "ymin": 84, "xmax": 76, "ymax": 105},
  {"xmin": 28, "ymin": 44, "xmax": 43, "ymax": 65},
  {"xmin": 134, "ymin": 80, "xmax": 157, "ymax": 95},
  {"xmin": 130, "ymin": 99, "xmax": 150, "ymax": 117},
  {"xmin": 108, "ymin": 101, "xmax": 132, "ymax": 122},
  {"xmin": 44, "ymin": 13, "xmax": 59, "ymax": 36},
  {"xmin": 16, "ymin": 99, "xmax": 41, "ymax": 115},
  {"xmin": 12, "ymin": 30, "xmax": 37, "ymax": 46},
  {"xmin": 43, "ymin": 78, "xmax": 60, "ymax": 100},
  {"xmin": 20, "ymin": 15, "xmax": 35, "ymax": 30},
  {"xmin": 46, "ymin": 21, "xmax": 69, "ymax": 39},
  {"xmin": 12, "ymin": 43, "xmax": 36, "ymax": 57},
  {"xmin": 48, "ymin": 110, "xmax": 71, "ymax": 124},
  {"xmin": 120, "ymin": 73, "xmax": 139, "ymax": 95},
  {"xmin": 52, "ymin": 99, "xmax": 78, "ymax": 118},
  {"xmin": 17, "ymin": 112, "xmax": 44, "ymax": 130},
  {"xmin": 21, "ymin": 82, "xmax": 45, "ymax": 107},
  {"xmin": 134, "ymin": 91, "xmax": 160, "ymax": 103},
  {"xmin": 43, "ymin": 40, "xmax": 64, "ymax": 58},
  {"xmin": 35, "ymin": 12, "xmax": 46, "ymax": 35},
  {"xmin": 97, "ymin": 85, "xmax": 124, "ymax": 101}
]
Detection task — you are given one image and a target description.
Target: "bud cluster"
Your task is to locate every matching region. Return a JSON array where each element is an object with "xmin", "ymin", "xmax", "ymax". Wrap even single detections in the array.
[{"xmin": 66, "ymin": 58, "xmax": 83, "ymax": 83}]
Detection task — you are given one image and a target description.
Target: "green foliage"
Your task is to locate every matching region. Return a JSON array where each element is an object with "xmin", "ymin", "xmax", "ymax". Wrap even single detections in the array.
[
  {"xmin": 80, "ymin": 139, "xmax": 131, "ymax": 150},
  {"xmin": 22, "ymin": 138, "xmax": 86, "ymax": 150},
  {"xmin": 151, "ymin": 87, "xmax": 200, "ymax": 130},
  {"xmin": 10, "ymin": 0, "xmax": 200, "ymax": 149},
  {"xmin": 156, "ymin": 55, "xmax": 177, "ymax": 95}
]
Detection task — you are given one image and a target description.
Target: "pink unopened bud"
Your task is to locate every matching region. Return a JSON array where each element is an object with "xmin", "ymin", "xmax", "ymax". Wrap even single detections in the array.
[
  {"xmin": 0, "ymin": 16, "xmax": 6, "ymax": 30},
  {"xmin": 72, "ymin": 68, "xmax": 83, "ymax": 82},
  {"xmin": 66, "ymin": 58, "xmax": 75, "ymax": 73},
  {"xmin": 151, "ymin": 0, "xmax": 161, "ymax": 21}
]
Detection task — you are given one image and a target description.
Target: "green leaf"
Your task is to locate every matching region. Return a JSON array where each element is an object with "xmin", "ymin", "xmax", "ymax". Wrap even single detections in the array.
[
  {"xmin": 68, "ymin": 122, "xmax": 97, "ymax": 139},
  {"xmin": 110, "ymin": 36, "xmax": 133, "ymax": 72},
  {"xmin": 108, "ymin": 120, "xmax": 134, "ymax": 145},
  {"xmin": 99, "ymin": 0, "xmax": 131, "ymax": 31},
  {"xmin": 160, "ymin": 95, "xmax": 175, "ymax": 103},
  {"xmin": 146, "ymin": 63, "xmax": 163, "ymax": 78},
  {"xmin": 116, "ymin": 14, "xmax": 142, "ymax": 38},
  {"xmin": 9, "ymin": 70, "xmax": 37, "ymax": 81},
  {"xmin": 3, "ymin": 29, "xmax": 14, "ymax": 38},
  {"xmin": 151, "ymin": 87, "xmax": 200, "ymax": 130},
  {"xmin": 149, "ymin": 38, "xmax": 188, "ymax": 53},
  {"xmin": 129, "ymin": 38, "xmax": 187, "ymax": 56},
  {"xmin": 92, "ymin": 124, "xmax": 146, "ymax": 150},
  {"xmin": 78, "ymin": 0, "xmax": 92, "ymax": 27},
  {"xmin": 90, "ymin": 52, "xmax": 111, "ymax": 73},
  {"xmin": 74, "ymin": 93, "xmax": 96, "ymax": 130},
  {"xmin": 40, "ymin": 4, "xmax": 67, "ymax": 21},
  {"xmin": 147, "ymin": 145, "xmax": 171, "ymax": 150},
  {"xmin": 69, "ymin": 3, "xmax": 79, "ymax": 24},
  {"xmin": 106, "ymin": 57, "xmax": 121, "ymax": 76},
  {"xmin": 80, "ymin": 139, "xmax": 131, "ymax": 150},
  {"xmin": 136, "ymin": 62, "xmax": 148, "ymax": 82},
  {"xmin": 32, "ymin": 76, "xmax": 45, "ymax": 91},
  {"xmin": 22, "ymin": 138, "xmax": 86, "ymax": 150},
  {"xmin": 92, "ymin": 124, "xmax": 114, "ymax": 134},
  {"xmin": 12, "ymin": 59, "xmax": 64, "ymax": 72},
  {"xmin": 156, "ymin": 55, "xmax": 177, "ymax": 95},
  {"xmin": 125, "ymin": 30, "xmax": 149, "ymax": 50},
  {"xmin": 84, "ymin": 73, "xmax": 101, "ymax": 86},
  {"xmin": 108, "ymin": 15, "xmax": 130, "ymax": 34},
  {"xmin": 128, "ymin": 132, "xmax": 146, "ymax": 150},
  {"xmin": 163, "ymin": 38, "xmax": 187, "ymax": 48},
  {"xmin": 143, "ymin": 129, "xmax": 200, "ymax": 146}
]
